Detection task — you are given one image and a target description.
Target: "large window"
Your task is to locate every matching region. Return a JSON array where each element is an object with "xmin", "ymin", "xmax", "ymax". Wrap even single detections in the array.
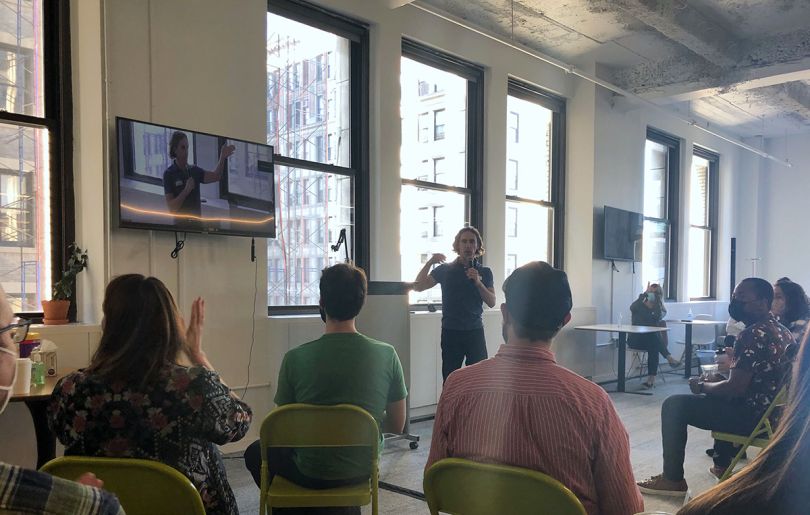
[
  {"xmin": 399, "ymin": 40, "xmax": 484, "ymax": 305},
  {"xmin": 688, "ymin": 147, "xmax": 718, "ymax": 299},
  {"xmin": 642, "ymin": 128, "xmax": 679, "ymax": 298},
  {"xmin": 266, "ymin": 0, "xmax": 368, "ymax": 311},
  {"xmin": 504, "ymin": 80, "xmax": 565, "ymax": 278},
  {"xmin": 0, "ymin": 1, "xmax": 71, "ymax": 314}
]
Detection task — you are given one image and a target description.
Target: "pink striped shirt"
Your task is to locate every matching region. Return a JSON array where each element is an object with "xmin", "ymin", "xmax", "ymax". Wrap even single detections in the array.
[{"xmin": 426, "ymin": 343, "xmax": 643, "ymax": 515}]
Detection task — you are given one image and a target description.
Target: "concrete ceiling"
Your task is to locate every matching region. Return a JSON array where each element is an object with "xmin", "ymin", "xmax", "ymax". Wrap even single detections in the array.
[{"xmin": 418, "ymin": 0, "xmax": 810, "ymax": 138}]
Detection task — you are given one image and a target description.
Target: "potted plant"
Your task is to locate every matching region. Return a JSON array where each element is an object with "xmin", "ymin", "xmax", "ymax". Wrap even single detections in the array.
[{"xmin": 42, "ymin": 243, "xmax": 88, "ymax": 325}]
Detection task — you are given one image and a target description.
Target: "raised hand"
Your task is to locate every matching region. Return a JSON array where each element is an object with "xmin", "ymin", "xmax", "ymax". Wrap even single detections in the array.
[
  {"xmin": 184, "ymin": 297, "xmax": 206, "ymax": 363},
  {"xmin": 220, "ymin": 144, "xmax": 236, "ymax": 160},
  {"xmin": 429, "ymin": 253, "xmax": 446, "ymax": 266}
]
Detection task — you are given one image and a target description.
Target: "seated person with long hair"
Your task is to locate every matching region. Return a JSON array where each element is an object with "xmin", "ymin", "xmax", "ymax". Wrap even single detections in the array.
[
  {"xmin": 48, "ymin": 275, "xmax": 252, "ymax": 515},
  {"xmin": 773, "ymin": 277, "xmax": 810, "ymax": 345},
  {"xmin": 678, "ymin": 324, "xmax": 810, "ymax": 514},
  {"xmin": 628, "ymin": 283, "xmax": 680, "ymax": 389}
]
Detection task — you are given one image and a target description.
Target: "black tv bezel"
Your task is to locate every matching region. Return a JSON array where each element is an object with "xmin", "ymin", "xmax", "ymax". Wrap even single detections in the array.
[
  {"xmin": 114, "ymin": 116, "xmax": 276, "ymax": 239},
  {"xmin": 603, "ymin": 205, "xmax": 642, "ymax": 262}
]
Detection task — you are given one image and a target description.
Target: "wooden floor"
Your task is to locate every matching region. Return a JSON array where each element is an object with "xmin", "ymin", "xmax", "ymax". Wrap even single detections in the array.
[{"xmin": 226, "ymin": 375, "xmax": 747, "ymax": 514}]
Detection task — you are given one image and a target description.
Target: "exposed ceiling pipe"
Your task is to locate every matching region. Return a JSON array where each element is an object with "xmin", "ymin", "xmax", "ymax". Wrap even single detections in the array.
[{"xmin": 408, "ymin": 1, "xmax": 792, "ymax": 168}]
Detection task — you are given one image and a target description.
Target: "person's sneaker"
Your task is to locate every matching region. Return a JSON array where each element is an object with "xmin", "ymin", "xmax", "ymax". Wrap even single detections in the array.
[
  {"xmin": 637, "ymin": 474, "xmax": 689, "ymax": 496},
  {"xmin": 709, "ymin": 465, "xmax": 727, "ymax": 479}
]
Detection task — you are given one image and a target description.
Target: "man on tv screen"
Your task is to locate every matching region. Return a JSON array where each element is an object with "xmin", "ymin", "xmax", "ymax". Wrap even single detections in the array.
[{"xmin": 163, "ymin": 130, "xmax": 235, "ymax": 219}]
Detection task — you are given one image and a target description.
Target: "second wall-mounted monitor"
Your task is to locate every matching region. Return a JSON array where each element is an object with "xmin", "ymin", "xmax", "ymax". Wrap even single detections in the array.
[
  {"xmin": 115, "ymin": 117, "xmax": 276, "ymax": 238},
  {"xmin": 603, "ymin": 205, "xmax": 643, "ymax": 261}
]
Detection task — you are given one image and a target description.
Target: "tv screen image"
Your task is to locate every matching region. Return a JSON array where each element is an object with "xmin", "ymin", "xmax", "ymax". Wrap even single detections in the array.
[
  {"xmin": 603, "ymin": 206, "xmax": 643, "ymax": 261},
  {"xmin": 115, "ymin": 117, "xmax": 276, "ymax": 238}
]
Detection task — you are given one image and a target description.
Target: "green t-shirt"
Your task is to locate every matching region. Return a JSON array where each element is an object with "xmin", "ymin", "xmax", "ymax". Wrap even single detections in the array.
[{"xmin": 274, "ymin": 332, "xmax": 408, "ymax": 480}]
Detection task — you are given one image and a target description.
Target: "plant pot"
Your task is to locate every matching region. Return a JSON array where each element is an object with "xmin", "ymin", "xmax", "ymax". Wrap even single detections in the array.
[{"xmin": 42, "ymin": 299, "xmax": 70, "ymax": 325}]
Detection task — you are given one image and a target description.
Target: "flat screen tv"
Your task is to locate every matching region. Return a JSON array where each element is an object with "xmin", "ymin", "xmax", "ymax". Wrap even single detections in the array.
[
  {"xmin": 115, "ymin": 117, "xmax": 276, "ymax": 238},
  {"xmin": 603, "ymin": 206, "xmax": 642, "ymax": 261}
]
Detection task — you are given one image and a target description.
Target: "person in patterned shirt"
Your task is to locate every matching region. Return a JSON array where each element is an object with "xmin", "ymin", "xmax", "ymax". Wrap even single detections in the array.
[
  {"xmin": 48, "ymin": 275, "xmax": 252, "ymax": 515},
  {"xmin": 639, "ymin": 278, "xmax": 794, "ymax": 496}
]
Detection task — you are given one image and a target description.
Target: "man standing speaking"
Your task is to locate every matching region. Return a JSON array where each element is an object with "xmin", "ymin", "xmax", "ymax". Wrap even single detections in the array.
[{"xmin": 412, "ymin": 226, "xmax": 496, "ymax": 382}]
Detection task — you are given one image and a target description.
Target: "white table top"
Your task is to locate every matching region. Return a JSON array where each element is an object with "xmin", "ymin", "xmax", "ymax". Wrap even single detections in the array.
[
  {"xmin": 664, "ymin": 319, "xmax": 727, "ymax": 325},
  {"xmin": 575, "ymin": 324, "xmax": 670, "ymax": 334}
]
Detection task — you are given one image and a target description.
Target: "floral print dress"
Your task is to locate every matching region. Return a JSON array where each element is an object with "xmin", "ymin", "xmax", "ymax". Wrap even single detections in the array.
[{"xmin": 48, "ymin": 364, "xmax": 252, "ymax": 515}]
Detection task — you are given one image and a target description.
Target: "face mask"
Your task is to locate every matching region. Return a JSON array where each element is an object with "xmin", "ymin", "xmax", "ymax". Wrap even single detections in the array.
[
  {"xmin": 646, "ymin": 293, "xmax": 656, "ymax": 302},
  {"xmin": 0, "ymin": 346, "xmax": 18, "ymax": 415},
  {"xmin": 728, "ymin": 299, "xmax": 747, "ymax": 324}
]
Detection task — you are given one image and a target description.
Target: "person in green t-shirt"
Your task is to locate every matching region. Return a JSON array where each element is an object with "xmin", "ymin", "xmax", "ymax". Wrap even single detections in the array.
[{"xmin": 243, "ymin": 263, "xmax": 407, "ymax": 503}]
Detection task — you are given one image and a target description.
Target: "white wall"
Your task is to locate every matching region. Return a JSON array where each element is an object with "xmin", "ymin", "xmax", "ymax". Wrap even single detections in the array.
[{"xmin": 755, "ymin": 133, "xmax": 810, "ymax": 285}]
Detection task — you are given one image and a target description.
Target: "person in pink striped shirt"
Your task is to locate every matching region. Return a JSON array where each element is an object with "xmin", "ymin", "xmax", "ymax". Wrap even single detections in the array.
[{"xmin": 426, "ymin": 261, "xmax": 643, "ymax": 515}]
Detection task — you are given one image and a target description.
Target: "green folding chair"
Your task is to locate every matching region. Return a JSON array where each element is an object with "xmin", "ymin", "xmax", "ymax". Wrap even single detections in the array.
[
  {"xmin": 424, "ymin": 458, "xmax": 587, "ymax": 515},
  {"xmin": 41, "ymin": 456, "xmax": 205, "ymax": 515},
  {"xmin": 711, "ymin": 384, "xmax": 788, "ymax": 481},
  {"xmin": 259, "ymin": 403, "xmax": 380, "ymax": 515}
]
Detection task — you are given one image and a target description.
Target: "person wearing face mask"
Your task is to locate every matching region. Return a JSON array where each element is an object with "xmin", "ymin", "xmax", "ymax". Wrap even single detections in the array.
[
  {"xmin": 0, "ymin": 286, "xmax": 124, "ymax": 515},
  {"xmin": 411, "ymin": 226, "xmax": 496, "ymax": 383},
  {"xmin": 427, "ymin": 262, "xmax": 644, "ymax": 515},
  {"xmin": 242, "ymin": 263, "xmax": 407, "ymax": 513},
  {"xmin": 628, "ymin": 283, "xmax": 681, "ymax": 388},
  {"xmin": 638, "ymin": 278, "xmax": 794, "ymax": 496}
]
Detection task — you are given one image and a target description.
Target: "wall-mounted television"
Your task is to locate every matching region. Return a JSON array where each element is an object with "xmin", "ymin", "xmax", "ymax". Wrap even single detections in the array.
[
  {"xmin": 115, "ymin": 117, "xmax": 276, "ymax": 238},
  {"xmin": 603, "ymin": 205, "xmax": 642, "ymax": 261}
]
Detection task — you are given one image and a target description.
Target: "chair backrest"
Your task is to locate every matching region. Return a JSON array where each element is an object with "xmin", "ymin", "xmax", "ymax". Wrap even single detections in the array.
[
  {"xmin": 41, "ymin": 456, "xmax": 206, "ymax": 515},
  {"xmin": 423, "ymin": 458, "xmax": 587, "ymax": 515},
  {"xmin": 260, "ymin": 403, "xmax": 380, "ymax": 449}
]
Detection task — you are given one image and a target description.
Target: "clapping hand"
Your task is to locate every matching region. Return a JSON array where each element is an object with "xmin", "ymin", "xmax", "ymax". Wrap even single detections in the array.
[{"xmin": 181, "ymin": 297, "xmax": 206, "ymax": 365}]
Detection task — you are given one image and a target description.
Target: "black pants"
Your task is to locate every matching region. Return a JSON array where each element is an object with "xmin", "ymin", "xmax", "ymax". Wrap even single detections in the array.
[
  {"xmin": 628, "ymin": 335, "xmax": 670, "ymax": 376},
  {"xmin": 243, "ymin": 440, "xmax": 365, "ymax": 515},
  {"xmin": 661, "ymin": 394, "xmax": 759, "ymax": 481},
  {"xmin": 441, "ymin": 327, "xmax": 488, "ymax": 383}
]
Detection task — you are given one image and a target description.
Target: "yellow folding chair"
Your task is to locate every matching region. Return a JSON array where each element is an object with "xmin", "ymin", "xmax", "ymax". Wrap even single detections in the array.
[
  {"xmin": 40, "ymin": 456, "xmax": 205, "ymax": 515},
  {"xmin": 259, "ymin": 403, "xmax": 379, "ymax": 515},
  {"xmin": 423, "ymin": 458, "xmax": 587, "ymax": 515},
  {"xmin": 711, "ymin": 384, "xmax": 788, "ymax": 481}
]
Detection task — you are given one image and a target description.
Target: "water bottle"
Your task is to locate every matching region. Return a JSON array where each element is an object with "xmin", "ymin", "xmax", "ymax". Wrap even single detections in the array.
[
  {"xmin": 617, "ymin": 312, "xmax": 623, "ymax": 328},
  {"xmin": 687, "ymin": 309, "xmax": 695, "ymax": 321}
]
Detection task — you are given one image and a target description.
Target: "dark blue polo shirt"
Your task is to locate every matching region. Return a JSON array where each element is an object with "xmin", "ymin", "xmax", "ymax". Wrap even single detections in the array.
[
  {"xmin": 430, "ymin": 261, "xmax": 494, "ymax": 330},
  {"xmin": 163, "ymin": 162, "xmax": 205, "ymax": 217}
]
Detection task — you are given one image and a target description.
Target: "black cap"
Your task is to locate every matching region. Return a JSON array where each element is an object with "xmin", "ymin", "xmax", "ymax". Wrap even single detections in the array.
[{"xmin": 503, "ymin": 261, "xmax": 572, "ymax": 331}]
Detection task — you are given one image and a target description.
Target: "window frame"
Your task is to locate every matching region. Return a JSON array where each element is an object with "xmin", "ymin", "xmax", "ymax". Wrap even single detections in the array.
[
  {"xmin": 266, "ymin": 0, "xmax": 369, "ymax": 315},
  {"xmin": 400, "ymin": 40, "xmax": 485, "ymax": 309},
  {"xmin": 400, "ymin": 39, "xmax": 485, "ymax": 237},
  {"xmin": 505, "ymin": 79, "xmax": 566, "ymax": 269},
  {"xmin": 0, "ymin": 1, "xmax": 74, "ymax": 320},
  {"xmin": 644, "ymin": 127, "xmax": 680, "ymax": 300},
  {"xmin": 689, "ymin": 146, "xmax": 719, "ymax": 300}
]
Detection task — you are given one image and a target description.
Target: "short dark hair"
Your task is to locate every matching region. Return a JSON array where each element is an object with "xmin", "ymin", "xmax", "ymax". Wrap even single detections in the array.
[
  {"xmin": 320, "ymin": 263, "xmax": 367, "ymax": 321},
  {"xmin": 741, "ymin": 277, "xmax": 774, "ymax": 308},
  {"xmin": 503, "ymin": 261, "xmax": 572, "ymax": 341},
  {"xmin": 776, "ymin": 280, "xmax": 810, "ymax": 325},
  {"xmin": 169, "ymin": 131, "xmax": 188, "ymax": 159},
  {"xmin": 452, "ymin": 226, "xmax": 485, "ymax": 257}
]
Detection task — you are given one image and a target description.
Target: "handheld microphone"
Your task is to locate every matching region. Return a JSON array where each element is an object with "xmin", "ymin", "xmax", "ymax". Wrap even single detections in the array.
[{"xmin": 467, "ymin": 257, "xmax": 477, "ymax": 281}]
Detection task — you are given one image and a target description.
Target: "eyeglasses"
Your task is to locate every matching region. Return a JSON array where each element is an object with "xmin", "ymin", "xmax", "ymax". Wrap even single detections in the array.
[{"xmin": 0, "ymin": 317, "xmax": 31, "ymax": 343}]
